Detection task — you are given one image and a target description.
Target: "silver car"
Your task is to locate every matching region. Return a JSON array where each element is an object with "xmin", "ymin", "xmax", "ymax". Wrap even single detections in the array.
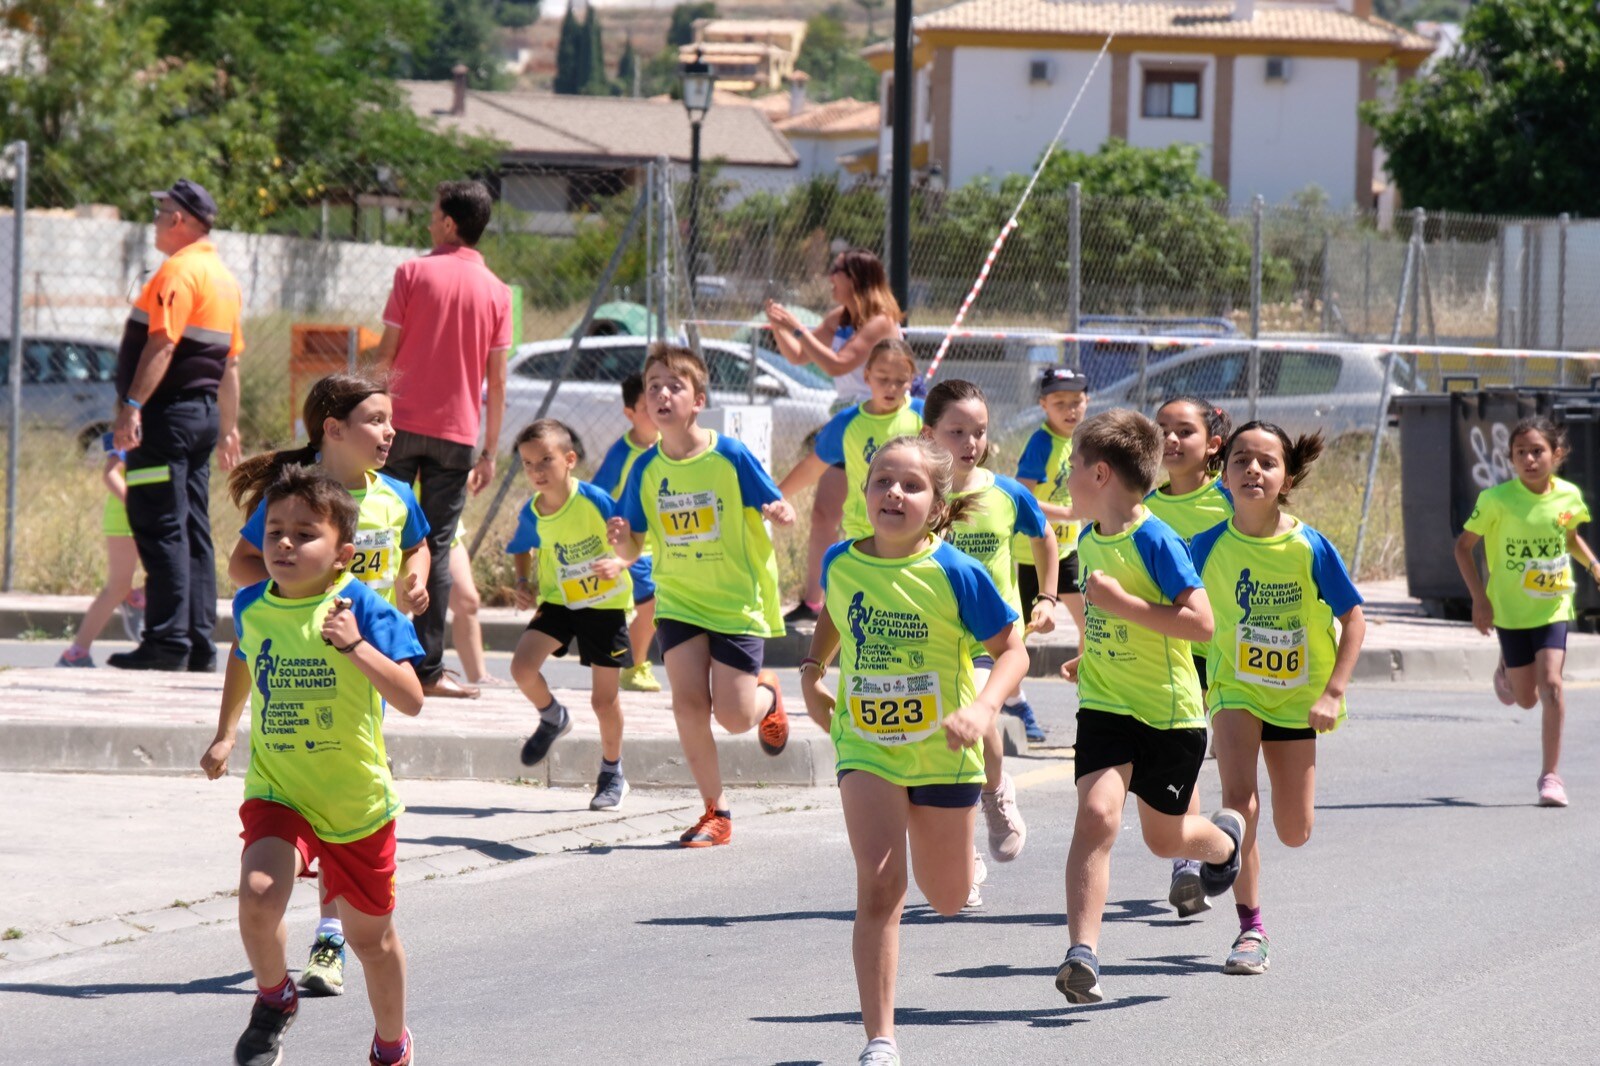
[
  {"xmin": 0, "ymin": 335, "xmax": 121, "ymax": 449},
  {"xmin": 497, "ymin": 335, "xmax": 835, "ymax": 465}
]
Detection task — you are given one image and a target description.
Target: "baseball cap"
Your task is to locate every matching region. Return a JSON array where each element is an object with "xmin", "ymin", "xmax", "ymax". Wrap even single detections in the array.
[
  {"xmin": 1038, "ymin": 366, "xmax": 1088, "ymax": 396},
  {"xmin": 150, "ymin": 179, "xmax": 218, "ymax": 227}
]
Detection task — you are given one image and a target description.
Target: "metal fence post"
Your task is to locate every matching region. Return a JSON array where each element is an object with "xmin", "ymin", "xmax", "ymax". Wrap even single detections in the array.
[
  {"xmin": 644, "ymin": 160, "xmax": 655, "ymax": 341},
  {"xmin": 4, "ymin": 141, "xmax": 26, "ymax": 592},
  {"xmin": 656, "ymin": 156, "xmax": 670, "ymax": 341},
  {"xmin": 1068, "ymin": 181, "xmax": 1081, "ymax": 367},
  {"xmin": 1408, "ymin": 206, "xmax": 1424, "ymax": 344},
  {"xmin": 1557, "ymin": 212, "xmax": 1569, "ymax": 352},
  {"xmin": 1248, "ymin": 194, "xmax": 1262, "ymax": 420}
]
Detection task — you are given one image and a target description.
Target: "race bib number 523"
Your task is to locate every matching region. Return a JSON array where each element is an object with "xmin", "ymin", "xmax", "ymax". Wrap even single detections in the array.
[{"xmin": 844, "ymin": 672, "xmax": 942, "ymax": 746}]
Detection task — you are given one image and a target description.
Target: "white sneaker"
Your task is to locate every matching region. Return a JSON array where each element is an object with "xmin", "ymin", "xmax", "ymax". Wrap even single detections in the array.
[
  {"xmin": 980, "ymin": 772, "xmax": 1027, "ymax": 862},
  {"xmin": 966, "ymin": 850, "xmax": 988, "ymax": 909},
  {"xmin": 859, "ymin": 1039, "xmax": 901, "ymax": 1065}
]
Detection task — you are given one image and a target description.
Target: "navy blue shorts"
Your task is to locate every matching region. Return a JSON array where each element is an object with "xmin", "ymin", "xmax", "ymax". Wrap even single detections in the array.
[
  {"xmin": 629, "ymin": 556, "xmax": 656, "ymax": 604},
  {"xmin": 1017, "ymin": 551, "xmax": 1081, "ymax": 608},
  {"xmin": 837, "ymin": 769, "xmax": 982, "ymax": 808},
  {"xmin": 1496, "ymin": 622, "xmax": 1568, "ymax": 669},
  {"xmin": 656, "ymin": 618, "xmax": 765, "ymax": 676}
]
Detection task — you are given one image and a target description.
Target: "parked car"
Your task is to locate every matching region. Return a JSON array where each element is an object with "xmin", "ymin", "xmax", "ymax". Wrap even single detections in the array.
[
  {"xmin": 496, "ymin": 335, "xmax": 835, "ymax": 464},
  {"xmin": 0, "ymin": 335, "xmax": 120, "ymax": 449},
  {"xmin": 1088, "ymin": 343, "xmax": 1418, "ymax": 442}
]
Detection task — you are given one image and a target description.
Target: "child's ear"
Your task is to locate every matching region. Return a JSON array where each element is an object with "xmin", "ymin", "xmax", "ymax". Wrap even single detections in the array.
[
  {"xmin": 335, "ymin": 543, "xmax": 356, "ymax": 570},
  {"xmin": 322, "ymin": 415, "xmax": 343, "ymax": 442},
  {"xmin": 565, "ymin": 449, "xmax": 580, "ymax": 466}
]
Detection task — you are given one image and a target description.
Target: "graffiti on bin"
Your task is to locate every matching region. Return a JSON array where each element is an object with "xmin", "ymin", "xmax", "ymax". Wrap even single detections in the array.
[{"xmin": 1467, "ymin": 421, "xmax": 1515, "ymax": 491}]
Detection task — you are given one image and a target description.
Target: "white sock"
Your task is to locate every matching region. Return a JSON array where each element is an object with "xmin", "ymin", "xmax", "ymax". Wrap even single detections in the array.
[
  {"xmin": 316, "ymin": 917, "xmax": 343, "ymax": 941},
  {"xmin": 865, "ymin": 1037, "xmax": 898, "ymax": 1054},
  {"xmin": 1004, "ymin": 690, "xmax": 1027, "ymax": 708}
]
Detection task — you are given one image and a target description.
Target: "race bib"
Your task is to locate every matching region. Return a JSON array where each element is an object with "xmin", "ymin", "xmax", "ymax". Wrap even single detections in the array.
[
  {"xmin": 1236, "ymin": 623, "xmax": 1308, "ymax": 689},
  {"xmin": 844, "ymin": 671, "xmax": 943, "ymax": 746},
  {"xmin": 659, "ymin": 490, "xmax": 719, "ymax": 545},
  {"xmin": 558, "ymin": 557, "xmax": 619, "ymax": 609},
  {"xmin": 349, "ymin": 529, "xmax": 396, "ymax": 589},
  {"xmin": 1522, "ymin": 555, "xmax": 1572, "ymax": 599}
]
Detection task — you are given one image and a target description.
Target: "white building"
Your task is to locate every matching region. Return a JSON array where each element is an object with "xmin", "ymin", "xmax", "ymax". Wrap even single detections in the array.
[{"xmin": 863, "ymin": 0, "xmax": 1432, "ymax": 208}]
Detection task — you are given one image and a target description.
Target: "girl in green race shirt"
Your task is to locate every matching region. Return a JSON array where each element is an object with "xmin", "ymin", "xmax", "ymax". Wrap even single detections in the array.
[{"xmin": 1454, "ymin": 416, "xmax": 1600, "ymax": 809}]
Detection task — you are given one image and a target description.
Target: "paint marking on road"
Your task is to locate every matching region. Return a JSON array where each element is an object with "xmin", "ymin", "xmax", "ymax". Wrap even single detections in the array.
[{"xmin": 1012, "ymin": 760, "xmax": 1076, "ymax": 790}]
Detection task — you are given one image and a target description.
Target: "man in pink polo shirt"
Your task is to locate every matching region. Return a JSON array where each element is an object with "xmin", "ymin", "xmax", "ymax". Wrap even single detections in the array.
[{"xmin": 375, "ymin": 180, "xmax": 510, "ymax": 698}]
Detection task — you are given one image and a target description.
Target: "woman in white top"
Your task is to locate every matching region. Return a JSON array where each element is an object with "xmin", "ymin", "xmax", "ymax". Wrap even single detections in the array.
[{"xmin": 765, "ymin": 248, "xmax": 903, "ymax": 621}]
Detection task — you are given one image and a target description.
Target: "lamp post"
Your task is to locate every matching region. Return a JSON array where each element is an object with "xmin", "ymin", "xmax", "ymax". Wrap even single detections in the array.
[{"xmin": 680, "ymin": 48, "xmax": 715, "ymax": 290}]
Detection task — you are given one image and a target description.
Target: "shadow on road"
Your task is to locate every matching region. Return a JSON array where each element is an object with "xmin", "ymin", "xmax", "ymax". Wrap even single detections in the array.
[
  {"xmin": 642, "ymin": 908, "xmax": 1067, "ymax": 929},
  {"xmin": 398, "ymin": 835, "xmax": 540, "ymax": 861},
  {"xmin": 405, "ymin": 805, "xmax": 574, "ymax": 818},
  {"xmin": 0, "ymin": 970, "xmax": 254, "ymax": 999},
  {"xmin": 1316, "ymin": 796, "xmax": 1529, "ymax": 810},
  {"xmin": 937, "ymin": 955, "xmax": 1212, "ymax": 980},
  {"xmin": 753, "ymin": 998, "xmax": 1164, "ymax": 1029}
]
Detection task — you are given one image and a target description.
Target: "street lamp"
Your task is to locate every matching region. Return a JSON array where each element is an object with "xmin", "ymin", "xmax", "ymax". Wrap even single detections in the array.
[{"xmin": 680, "ymin": 47, "xmax": 714, "ymax": 287}]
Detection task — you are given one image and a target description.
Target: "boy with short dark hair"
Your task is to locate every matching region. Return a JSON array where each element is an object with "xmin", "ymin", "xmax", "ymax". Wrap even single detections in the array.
[
  {"xmin": 1054, "ymin": 409, "xmax": 1243, "ymax": 1006},
  {"xmin": 201, "ymin": 466, "xmax": 425, "ymax": 1066},
  {"xmin": 591, "ymin": 372, "xmax": 663, "ymax": 693},
  {"xmin": 607, "ymin": 343, "xmax": 796, "ymax": 847}
]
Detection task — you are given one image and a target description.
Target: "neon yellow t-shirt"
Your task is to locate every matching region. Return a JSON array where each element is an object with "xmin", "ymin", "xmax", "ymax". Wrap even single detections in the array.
[
  {"xmin": 1191, "ymin": 517, "xmax": 1364, "ymax": 730},
  {"xmin": 618, "ymin": 432, "xmax": 785, "ymax": 637},
  {"xmin": 1146, "ymin": 478, "xmax": 1234, "ymax": 544},
  {"xmin": 1076, "ymin": 510, "xmax": 1206, "ymax": 730},
  {"xmin": 946, "ymin": 469, "xmax": 1050, "ymax": 654},
  {"xmin": 233, "ymin": 576, "xmax": 424, "ymax": 842},
  {"xmin": 1463, "ymin": 476, "xmax": 1591, "ymax": 629},
  {"xmin": 1013, "ymin": 424, "xmax": 1080, "ymax": 561},
  {"xmin": 823, "ymin": 539, "xmax": 1017, "ymax": 786},
  {"xmin": 505, "ymin": 478, "xmax": 632, "ymax": 611},
  {"xmin": 815, "ymin": 398, "xmax": 924, "ymax": 538}
]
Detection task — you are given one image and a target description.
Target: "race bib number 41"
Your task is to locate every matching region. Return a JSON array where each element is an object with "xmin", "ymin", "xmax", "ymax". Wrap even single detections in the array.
[
  {"xmin": 659, "ymin": 490, "xmax": 719, "ymax": 545},
  {"xmin": 1523, "ymin": 555, "xmax": 1572, "ymax": 599},
  {"xmin": 1236, "ymin": 623, "xmax": 1307, "ymax": 689},
  {"xmin": 844, "ymin": 672, "xmax": 942, "ymax": 746}
]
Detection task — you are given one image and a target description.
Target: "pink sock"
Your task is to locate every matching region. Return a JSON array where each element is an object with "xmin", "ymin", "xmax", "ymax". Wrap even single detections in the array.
[
  {"xmin": 1235, "ymin": 904, "xmax": 1264, "ymax": 934},
  {"xmin": 372, "ymin": 1028, "xmax": 410, "ymax": 1064},
  {"xmin": 257, "ymin": 974, "xmax": 296, "ymax": 1009}
]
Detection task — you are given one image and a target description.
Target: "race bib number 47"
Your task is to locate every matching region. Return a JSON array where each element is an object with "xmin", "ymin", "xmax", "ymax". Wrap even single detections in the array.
[
  {"xmin": 659, "ymin": 490, "xmax": 719, "ymax": 545},
  {"xmin": 1523, "ymin": 555, "xmax": 1572, "ymax": 599},
  {"xmin": 1236, "ymin": 623, "xmax": 1307, "ymax": 689},
  {"xmin": 845, "ymin": 672, "xmax": 942, "ymax": 746}
]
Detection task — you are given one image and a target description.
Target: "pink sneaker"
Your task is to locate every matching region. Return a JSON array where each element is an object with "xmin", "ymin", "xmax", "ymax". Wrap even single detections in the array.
[
  {"xmin": 1492, "ymin": 660, "xmax": 1515, "ymax": 706},
  {"xmin": 1538, "ymin": 773, "xmax": 1568, "ymax": 808}
]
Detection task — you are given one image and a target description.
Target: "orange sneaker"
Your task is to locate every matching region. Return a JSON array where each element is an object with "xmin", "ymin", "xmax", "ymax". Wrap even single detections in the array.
[
  {"xmin": 757, "ymin": 669, "xmax": 789, "ymax": 756},
  {"xmin": 679, "ymin": 803, "xmax": 732, "ymax": 847}
]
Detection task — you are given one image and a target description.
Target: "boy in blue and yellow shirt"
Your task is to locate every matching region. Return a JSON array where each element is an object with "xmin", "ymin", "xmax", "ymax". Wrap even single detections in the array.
[
  {"xmin": 201, "ymin": 466, "xmax": 424, "ymax": 1066},
  {"xmin": 608, "ymin": 343, "xmax": 796, "ymax": 848},
  {"xmin": 1053, "ymin": 410, "xmax": 1244, "ymax": 1008},
  {"xmin": 590, "ymin": 372, "xmax": 663, "ymax": 693}
]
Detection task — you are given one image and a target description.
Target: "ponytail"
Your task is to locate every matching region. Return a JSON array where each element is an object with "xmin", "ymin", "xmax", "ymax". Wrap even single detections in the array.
[{"xmin": 229, "ymin": 372, "xmax": 388, "ymax": 513}]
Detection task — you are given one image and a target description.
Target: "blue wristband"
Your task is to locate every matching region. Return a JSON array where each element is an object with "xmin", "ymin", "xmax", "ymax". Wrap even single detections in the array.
[{"xmin": 123, "ymin": 397, "xmax": 143, "ymax": 410}]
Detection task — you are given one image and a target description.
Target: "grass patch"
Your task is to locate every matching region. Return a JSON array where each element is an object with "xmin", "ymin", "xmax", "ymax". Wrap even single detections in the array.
[
  {"xmin": 1292, "ymin": 431, "xmax": 1405, "ymax": 581},
  {"xmin": 3, "ymin": 927, "xmax": 22, "ymax": 940}
]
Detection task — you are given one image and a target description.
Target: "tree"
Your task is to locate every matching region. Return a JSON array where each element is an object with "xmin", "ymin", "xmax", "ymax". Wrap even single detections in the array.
[
  {"xmin": 408, "ymin": 0, "xmax": 507, "ymax": 88},
  {"xmin": 668, "ymin": 2, "xmax": 717, "ymax": 48},
  {"xmin": 853, "ymin": 0, "xmax": 886, "ymax": 42},
  {"xmin": 554, "ymin": 2, "xmax": 581, "ymax": 94},
  {"xmin": 796, "ymin": 10, "xmax": 878, "ymax": 102},
  {"xmin": 581, "ymin": 4, "xmax": 608, "ymax": 96},
  {"xmin": 617, "ymin": 35, "xmax": 638, "ymax": 96},
  {"xmin": 1363, "ymin": 0, "xmax": 1600, "ymax": 215}
]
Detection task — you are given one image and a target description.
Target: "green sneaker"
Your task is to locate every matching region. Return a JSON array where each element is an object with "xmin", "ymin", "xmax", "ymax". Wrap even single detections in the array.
[
  {"xmin": 1223, "ymin": 929, "xmax": 1270, "ymax": 975},
  {"xmin": 298, "ymin": 933, "xmax": 345, "ymax": 996},
  {"xmin": 620, "ymin": 662, "xmax": 662, "ymax": 693}
]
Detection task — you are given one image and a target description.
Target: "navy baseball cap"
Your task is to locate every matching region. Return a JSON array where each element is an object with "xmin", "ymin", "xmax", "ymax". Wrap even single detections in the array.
[
  {"xmin": 151, "ymin": 179, "xmax": 218, "ymax": 226},
  {"xmin": 1038, "ymin": 365, "xmax": 1088, "ymax": 396}
]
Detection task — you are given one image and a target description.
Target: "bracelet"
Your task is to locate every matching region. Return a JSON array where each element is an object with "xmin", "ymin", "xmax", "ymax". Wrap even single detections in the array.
[
  {"xmin": 799, "ymin": 656, "xmax": 826, "ymax": 677},
  {"xmin": 515, "ymin": 576, "xmax": 531, "ymax": 586},
  {"xmin": 123, "ymin": 397, "xmax": 143, "ymax": 410},
  {"xmin": 792, "ymin": 327, "xmax": 805, "ymax": 339},
  {"xmin": 1033, "ymin": 593, "xmax": 1059, "ymax": 605},
  {"xmin": 334, "ymin": 637, "xmax": 365, "ymax": 655}
]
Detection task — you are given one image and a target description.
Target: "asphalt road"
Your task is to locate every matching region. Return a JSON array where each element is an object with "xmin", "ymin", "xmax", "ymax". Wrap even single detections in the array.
[{"xmin": 5, "ymin": 673, "xmax": 1599, "ymax": 1064}]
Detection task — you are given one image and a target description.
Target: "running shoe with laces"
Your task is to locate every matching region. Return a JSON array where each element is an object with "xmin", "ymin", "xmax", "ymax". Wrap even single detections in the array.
[
  {"xmin": 858, "ymin": 1039, "xmax": 901, "ymax": 1065},
  {"xmin": 1001, "ymin": 699, "xmax": 1047, "ymax": 743},
  {"xmin": 965, "ymin": 850, "xmax": 988, "ymax": 909},
  {"xmin": 234, "ymin": 996, "xmax": 297, "ymax": 1066},
  {"xmin": 519, "ymin": 703, "xmax": 572, "ymax": 767},
  {"xmin": 1199, "ymin": 808, "xmax": 1245, "ymax": 898},
  {"xmin": 56, "ymin": 648, "xmax": 95, "ymax": 668},
  {"xmin": 1223, "ymin": 929, "xmax": 1271, "ymax": 975},
  {"xmin": 368, "ymin": 1030, "xmax": 414, "ymax": 1066},
  {"xmin": 1054, "ymin": 943, "xmax": 1104, "ymax": 1004},
  {"xmin": 1168, "ymin": 858, "xmax": 1211, "ymax": 918},
  {"xmin": 590, "ymin": 769, "xmax": 629, "ymax": 811},
  {"xmin": 981, "ymin": 772, "xmax": 1027, "ymax": 862},
  {"xmin": 620, "ymin": 661, "xmax": 663, "ymax": 692},
  {"xmin": 756, "ymin": 670, "xmax": 789, "ymax": 755},
  {"xmin": 1538, "ymin": 772, "xmax": 1569, "ymax": 807},
  {"xmin": 1492, "ymin": 659, "xmax": 1515, "ymax": 706},
  {"xmin": 679, "ymin": 802, "xmax": 732, "ymax": 847},
  {"xmin": 298, "ymin": 932, "xmax": 345, "ymax": 996}
]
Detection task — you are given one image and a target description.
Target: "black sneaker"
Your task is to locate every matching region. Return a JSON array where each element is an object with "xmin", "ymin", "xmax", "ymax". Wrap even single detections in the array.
[
  {"xmin": 782, "ymin": 601, "xmax": 819, "ymax": 624},
  {"xmin": 1199, "ymin": 808, "xmax": 1245, "ymax": 898},
  {"xmin": 188, "ymin": 652, "xmax": 218, "ymax": 673},
  {"xmin": 1054, "ymin": 944, "xmax": 1104, "ymax": 1004},
  {"xmin": 106, "ymin": 645, "xmax": 188, "ymax": 671},
  {"xmin": 590, "ymin": 769, "xmax": 629, "ymax": 810},
  {"xmin": 519, "ymin": 705, "xmax": 572, "ymax": 767},
  {"xmin": 234, "ymin": 996, "xmax": 297, "ymax": 1066}
]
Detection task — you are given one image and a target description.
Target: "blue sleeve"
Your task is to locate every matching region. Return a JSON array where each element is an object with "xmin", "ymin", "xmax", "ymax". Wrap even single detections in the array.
[
  {"xmin": 231, "ymin": 582, "xmax": 269, "ymax": 660},
  {"xmin": 813, "ymin": 406, "xmax": 854, "ymax": 466},
  {"xmin": 1218, "ymin": 484, "xmax": 1235, "ymax": 507},
  {"xmin": 933, "ymin": 541, "xmax": 1019, "ymax": 643},
  {"xmin": 619, "ymin": 447, "xmax": 656, "ymax": 531},
  {"xmin": 576, "ymin": 480, "xmax": 619, "ymax": 521},
  {"xmin": 379, "ymin": 474, "xmax": 431, "ymax": 550},
  {"xmin": 997, "ymin": 475, "xmax": 1048, "ymax": 538},
  {"xmin": 1015, "ymin": 429, "xmax": 1052, "ymax": 482},
  {"xmin": 820, "ymin": 540, "xmax": 851, "ymax": 594},
  {"xmin": 591, "ymin": 437, "xmax": 630, "ymax": 496},
  {"xmin": 504, "ymin": 498, "xmax": 541, "ymax": 555},
  {"xmin": 909, "ymin": 397, "xmax": 924, "ymax": 418},
  {"xmin": 1305, "ymin": 528, "xmax": 1363, "ymax": 617},
  {"xmin": 1133, "ymin": 519, "xmax": 1202, "ymax": 601},
  {"xmin": 717, "ymin": 435, "xmax": 782, "ymax": 509},
  {"xmin": 347, "ymin": 581, "xmax": 425, "ymax": 665},
  {"xmin": 1189, "ymin": 522, "xmax": 1228, "ymax": 578},
  {"xmin": 240, "ymin": 500, "xmax": 267, "ymax": 549}
]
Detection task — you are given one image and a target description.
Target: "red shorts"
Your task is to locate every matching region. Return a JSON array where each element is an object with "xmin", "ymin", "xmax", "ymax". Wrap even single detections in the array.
[{"xmin": 239, "ymin": 799, "xmax": 398, "ymax": 916}]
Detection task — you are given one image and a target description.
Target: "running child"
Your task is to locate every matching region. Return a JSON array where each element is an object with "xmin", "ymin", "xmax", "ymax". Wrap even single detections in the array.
[
  {"xmin": 779, "ymin": 337, "xmax": 923, "ymax": 542},
  {"xmin": 227, "ymin": 372, "xmax": 430, "ymax": 999},
  {"xmin": 1145, "ymin": 395, "xmax": 1234, "ymax": 918},
  {"xmin": 200, "ymin": 466, "xmax": 424, "ymax": 1066},
  {"xmin": 506, "ymin": 418, "xmax": 634, "ymax": 811},
  {"xmin": 922, "ymin": 379, "xmax": 1055, "ymax": 877},
  {"xmin": 58, "ymin": 432, "xmax": 146, "ymax": 666},
  {"xmin": 1454, "ymin": 415, "xmax": 1597, "ymax": 808},
  {"xmin": 800, "ymin": 435, "xmax": 1027, "ymax": 1066},
  {"xmin": 1011, "ymin": 366, "xmax": 1092, "ymax": 740},
  {"xmin": 590, "ymin": 372, "xmax": 663, "ymax": 693},
  {"xmin": 1055, "ymin": 409, "xmax": 1243, "ymax": 1005},
  {"xmin": 1193, "ymin": 421, "xmax": 1365, "ymax": 975},
  {"xmin": 607, "ymin": 343, "xmax": 796, "ymax": 847}
]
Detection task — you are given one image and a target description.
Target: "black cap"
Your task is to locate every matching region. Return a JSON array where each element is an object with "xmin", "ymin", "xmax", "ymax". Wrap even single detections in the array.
[
  {"xmin": 151, "ymin": 179, "xmax": 218, "ymax": 227},
  {"xmin": 1039, "ymin": 365, "xmax": 1088, "ymax": 396}
]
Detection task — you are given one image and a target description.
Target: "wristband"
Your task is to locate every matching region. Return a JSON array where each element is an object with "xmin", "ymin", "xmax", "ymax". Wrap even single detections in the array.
[
  {"xmin": 334, "ymin": 637, "xmax": 364, "ymax": 655},
  {"xmin": 515, "ymin": 576, "xmax": 531, "ymax": 586},
  {"xmin": 799, "ymin": 656, "xmax": 826, "ymax": 677},
  {"xmin": 123, "ymin": 397, "xmax": 143, "ymax": 410},
  {"xmin": 1033, "ymin": 593, "xmax": 1059, "ymax": 606},
  {"xmin": 792, "ymin": 327, "xmax": 805, "ymax": 339}
]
